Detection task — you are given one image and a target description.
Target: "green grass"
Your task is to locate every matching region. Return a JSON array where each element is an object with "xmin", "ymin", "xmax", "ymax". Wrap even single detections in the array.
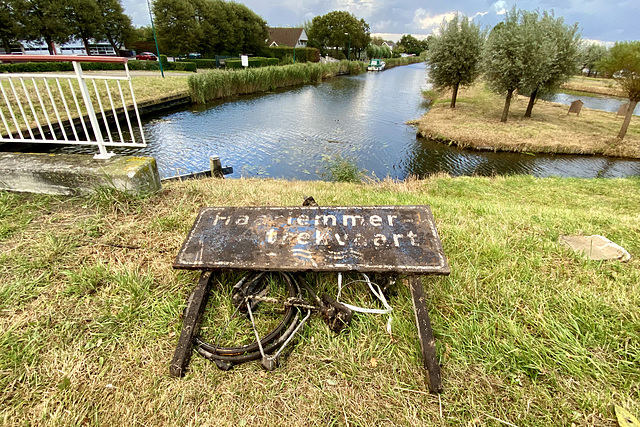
[{"xmin": 0, "ymin": 176, "xmax": 639, "ymax": 425}]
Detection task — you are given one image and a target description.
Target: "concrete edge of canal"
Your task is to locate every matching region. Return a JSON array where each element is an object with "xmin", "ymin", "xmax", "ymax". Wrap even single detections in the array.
[{"xmin": 0, "ymin": 153, "xmax": 162, "ymax": 196}]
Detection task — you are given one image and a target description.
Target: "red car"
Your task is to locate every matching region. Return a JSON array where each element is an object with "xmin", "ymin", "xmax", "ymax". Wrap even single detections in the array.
[{"xmin": 136, "ymin": 52, "xmax": 157, "ymax": 61}]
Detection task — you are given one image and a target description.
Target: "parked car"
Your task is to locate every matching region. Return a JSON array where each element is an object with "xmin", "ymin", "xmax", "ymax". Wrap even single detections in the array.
[
  {"xmin": 136, "ymin": 52, "xmax": 157, "ymax": 61},
  {"xmin": 187, "ymin": 52, "xmax": 202, "ymax": 59}
]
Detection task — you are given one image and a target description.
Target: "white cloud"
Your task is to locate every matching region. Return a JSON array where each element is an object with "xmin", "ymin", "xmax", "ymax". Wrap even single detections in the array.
[
  {"xmin": 412, "ymin": 9, "xmax": 458, "ymax": 31},
  {"xmin": 582, "ymin": 38, "xmax": 615, "ymax": 47},
  {"xmin": 492, "ymin": 1, "xmax": 508, "ymax": 15}
]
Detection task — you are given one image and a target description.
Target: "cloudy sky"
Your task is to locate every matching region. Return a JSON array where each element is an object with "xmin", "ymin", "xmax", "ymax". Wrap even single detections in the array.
[{"xmin": 122, "ymin": 0, "xmax": 640, "ymax": 44}]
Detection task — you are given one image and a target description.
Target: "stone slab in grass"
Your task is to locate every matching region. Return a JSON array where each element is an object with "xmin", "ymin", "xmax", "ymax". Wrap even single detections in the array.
[
  {"xmin": 0, "ymin": 152, "xmax": 161, "ymax": 196},
  {"xmin": 559, "ymin": 235, "xmax": 631, "ymax": 262}
]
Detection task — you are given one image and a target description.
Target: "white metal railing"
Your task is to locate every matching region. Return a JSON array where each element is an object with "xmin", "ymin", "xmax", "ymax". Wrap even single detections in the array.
[{"xmin": 0, "ymin": 54, "xmax": 146, "ymax": 159}]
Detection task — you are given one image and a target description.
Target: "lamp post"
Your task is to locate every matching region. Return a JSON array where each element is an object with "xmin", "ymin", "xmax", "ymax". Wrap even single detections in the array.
[
  {"xmin": 344, "ymin": 32, "xmax": 351, "ymax": 60},
  {"xmin": 146, "ymin": 0, "xmax": 164, "ymax": 78}
]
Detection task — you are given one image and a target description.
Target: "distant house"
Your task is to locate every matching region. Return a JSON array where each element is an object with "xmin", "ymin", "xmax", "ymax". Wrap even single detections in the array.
[
  {"xmin": 382, "ymin": 41, "xmax": 396, "ymax": 50},
  {"xmin": 267, "ymin": 27, "xmax": 308, "ymax": 48}
]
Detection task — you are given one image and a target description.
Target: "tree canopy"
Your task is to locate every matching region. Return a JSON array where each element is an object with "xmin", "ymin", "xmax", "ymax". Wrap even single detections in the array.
[
  {"xmin": 2, "ymin": 0, "xmax": 133, "ymax": 55},
  {"xmin": 152, "ymin": 0, "xmax": 268, "ymax": 56},
  {"xmin": 396, "ymin": 34, "xmax": 429, "ymax": 56},
  {"xmin": 518, "ymin": 11, "xmax": 581, "ymax": 117},
  {"xmin": 579, "ymin": 43, "xmax": 608, "ymax": 77},
  {"xmin": 427, "ymin": 13, "xmax": 485, "ymax": 108},
  {"xmin": 0, "ymin": 0, "xmax": 21, "ymax": 53},
  {"xmin": 482, "ymin": 7, "xmax": 580, "ymax": 122},
  {"xmin": 308, "ymin": 11, "xmax": 370, "ymax": 59},
  {"xmin": 597, "ymin": 41, "xmax": 640, "ymax": 139}
]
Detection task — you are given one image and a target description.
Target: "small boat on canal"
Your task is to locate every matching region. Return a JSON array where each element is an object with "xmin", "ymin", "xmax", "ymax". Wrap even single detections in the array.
[{"xmin": 367, "ymin": 58, "xmax": 386, "ymax": 71}]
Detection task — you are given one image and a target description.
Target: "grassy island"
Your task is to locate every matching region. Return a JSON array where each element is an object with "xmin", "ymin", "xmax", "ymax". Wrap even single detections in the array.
[
  {"xmin": 413, "ymin": 81, "xmax": 640, "ymax": 159},
  {"xmin": 1, "ymin": 176, "xmax": 639, "ymax": 425}
]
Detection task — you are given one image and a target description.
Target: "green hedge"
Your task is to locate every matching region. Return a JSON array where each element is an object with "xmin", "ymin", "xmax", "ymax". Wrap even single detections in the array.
[
  {"xmin": 267, "ymin": 47, "xmax": 320, "ymax": 63},
  {"xmin": 0, "ymin": 59, "xmax": 197, "ymax": 73},
  {"xmin": 176, "ymin": 58, "xmax": 218, "ymax": 69},
  {"xmin": 225, "ymin": 57, "xmax": 280, "ymax": 69}
]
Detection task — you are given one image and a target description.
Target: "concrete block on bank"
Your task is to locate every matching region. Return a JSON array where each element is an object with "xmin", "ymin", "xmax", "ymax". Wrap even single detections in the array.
[{"xmin": 0, "ymin": 153, "xmax": 162, "ymax": 196}]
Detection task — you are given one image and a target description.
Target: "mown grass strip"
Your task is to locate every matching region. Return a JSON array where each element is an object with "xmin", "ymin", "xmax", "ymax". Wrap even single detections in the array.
[{"xmin": 0, "ymin": 175, "xmax": 638, "ymax": 425}]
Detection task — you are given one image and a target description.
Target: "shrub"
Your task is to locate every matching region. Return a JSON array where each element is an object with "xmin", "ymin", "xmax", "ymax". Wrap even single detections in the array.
[
  {"xmin": 268, "ymin": 47, "xmax": 320, "ymax": 63},
  {"xmin": 169, "ymin": 62, "xmax": 197, "ymax": 72},
  {"xmin": 176, "ymin": 59, "xmax": 217, "ymax": 69},
  {"xmin": 322, "ymin": 154, "xmax": 366, "ymax": 183}
]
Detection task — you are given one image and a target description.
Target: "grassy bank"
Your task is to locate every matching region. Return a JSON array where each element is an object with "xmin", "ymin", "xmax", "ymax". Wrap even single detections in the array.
[
  {"xmin": 413, "ymin": 83, "xmax": 640, "ymax": 158},
  {"xmin": 1, "ymin": 176, "xmax": 639, "ymax": 425},
  {"xmin": 0, "ymin": 73, "xmax": 190, "ymax": 134},
  {"xmin": 561, "ymin": 76, "xmax": 625, "ymax": 98}
]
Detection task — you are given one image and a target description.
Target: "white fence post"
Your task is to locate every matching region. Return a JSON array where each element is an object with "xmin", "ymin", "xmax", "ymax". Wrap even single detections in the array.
[
  {"xmin": 0, "ymin": 54, "xmax": 147, "ymax": 159},
  {"xmin": 72, "ymin": 60, "xmax": 113, "ymax": 159}
]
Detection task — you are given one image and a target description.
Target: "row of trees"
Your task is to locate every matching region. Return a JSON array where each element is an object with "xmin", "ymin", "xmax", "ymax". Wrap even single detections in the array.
[
  {"xmin": 0, "ymin": 0, "xmax": 132, "ymax": 55},
  {"xmin": 429, "ymin": 8, "xmax": 638, "ymax": 139},
  {"xmin": 428, "ymin": 8, "xmax": 580, "ymax": 121},
  {"xmin": 395, "ymin": 34, "xmax": 430, "ymax": 56},
  {"xmin": 152, "ymin": 0, "xmax": 268, "ymax": 56}
]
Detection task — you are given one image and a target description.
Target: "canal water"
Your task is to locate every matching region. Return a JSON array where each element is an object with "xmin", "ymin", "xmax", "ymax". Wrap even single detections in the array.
[
  {"xmin": 25, "ymin": 62, "xmax": 640, "ymax": 179},
  {"xmin": 544, "ymin": 92, "xmax": 639, "ymax": 116}
]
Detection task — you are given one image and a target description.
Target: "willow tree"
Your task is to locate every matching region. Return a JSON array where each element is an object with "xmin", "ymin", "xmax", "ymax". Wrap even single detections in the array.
[
  {"xmin": 482, "ymin": 9, "xmax": 527, "ymax": 122},
  {"xmin": 520, "ymin": 11, "xmax": 581, "ymax": 118},
  {"xmin": 597, "ymin": 41, "xmax": 640, "ymax": 140},
  {"xmin": 427, "ymin": 13, "xmax": 485, "ymax": 108}
]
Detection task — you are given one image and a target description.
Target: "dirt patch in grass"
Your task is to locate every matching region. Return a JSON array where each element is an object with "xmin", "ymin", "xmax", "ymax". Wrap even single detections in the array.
[{"xmin": 412, "ymin": 82, "xmax": 640, "ymax": 159}]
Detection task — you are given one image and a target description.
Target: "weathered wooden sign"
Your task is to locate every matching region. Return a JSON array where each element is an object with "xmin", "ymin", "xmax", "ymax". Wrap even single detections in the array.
[
  {"xmin": 174, "ymin": 205, "xmax": 450, "ymax": 274},
  {"xmin": 567, "ymin": 99, "xmax": 584, "ymax": 116}
]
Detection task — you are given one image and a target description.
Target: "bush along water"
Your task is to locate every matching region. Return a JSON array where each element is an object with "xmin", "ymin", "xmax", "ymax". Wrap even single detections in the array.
[{"xmin": 188, "ymin": 60, "xmax": 367, "ymax": 104}]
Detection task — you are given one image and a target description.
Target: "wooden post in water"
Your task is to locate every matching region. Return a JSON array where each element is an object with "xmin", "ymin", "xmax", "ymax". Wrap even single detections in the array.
[{"xmin": 210, "ymin": 156, "xmax": 223, "ymax": 178}]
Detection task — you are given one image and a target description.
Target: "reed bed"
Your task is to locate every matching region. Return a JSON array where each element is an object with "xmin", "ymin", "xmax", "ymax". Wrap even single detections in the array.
[
  {"xmin": 383, "ymin": 56, "xmax": 424, "ymax": 69},
  {"xmin": 188, "ymin": 60, "xmax": 368, "ymax": 104}
]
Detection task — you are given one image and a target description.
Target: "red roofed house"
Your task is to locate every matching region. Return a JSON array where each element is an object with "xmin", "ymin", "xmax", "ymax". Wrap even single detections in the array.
[{"xmin": 267, "ymin": 27, "xmax": 308, "ymax": 48}]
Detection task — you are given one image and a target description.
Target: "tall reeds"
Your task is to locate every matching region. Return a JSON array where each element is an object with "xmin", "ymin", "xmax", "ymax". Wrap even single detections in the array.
[{"xmin": 188, "ymin": 60, "xmax": 369, "ymax": 104}]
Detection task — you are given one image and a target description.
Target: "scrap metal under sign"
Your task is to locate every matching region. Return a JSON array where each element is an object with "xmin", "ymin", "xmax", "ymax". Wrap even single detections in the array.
[{"xmin": 174, "ymin": 206, "xmax": 450, "ymax": 274}]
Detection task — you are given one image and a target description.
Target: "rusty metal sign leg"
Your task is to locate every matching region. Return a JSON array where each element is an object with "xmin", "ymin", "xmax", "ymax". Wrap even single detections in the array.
[
  {"xmin": 170, "ymin": 271, "xmax": 214, "ymax": 377},
  {"xmin": 409, "ymin": 276, "xmax": 443, "ymax": 393}
]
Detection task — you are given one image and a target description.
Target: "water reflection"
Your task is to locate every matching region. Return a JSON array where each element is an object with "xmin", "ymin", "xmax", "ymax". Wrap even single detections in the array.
[
  {"xmin": 405, "ymin": 138, "xmax": 640, "ymax": 178},
  {"xmin": 6, "ymin": 62, "xmax": 640, "ymax": 180}
]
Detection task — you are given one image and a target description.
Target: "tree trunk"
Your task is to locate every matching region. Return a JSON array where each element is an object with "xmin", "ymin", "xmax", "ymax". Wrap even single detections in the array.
[
  {"xmin": 450, "ymin": 82, "xmax": 459, "ymax": 108},
  {"xmin": 525, "ymin": 88, "xmax": 538, "ymax": 118},
  {"xmin": 501, "ymin": 89, "xmax": 514, "ymax": 123},
  {"xmin": 2, "ymin": 37, "xmax": 11, "ymax": 54},
  {"xmin": 46, "ymin": 37, "xmax": 55, "ymax": 55},
  {"xmin": 617, "ymin": 99, "xmax": 638, "ymax": 140},
  {"xmin": 107, "ymin": 35, "xmax": 119, "ymax": 54},
  {"xmin": 82, "ymin": 35, "xmax": 92, "ymax": 55}
]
